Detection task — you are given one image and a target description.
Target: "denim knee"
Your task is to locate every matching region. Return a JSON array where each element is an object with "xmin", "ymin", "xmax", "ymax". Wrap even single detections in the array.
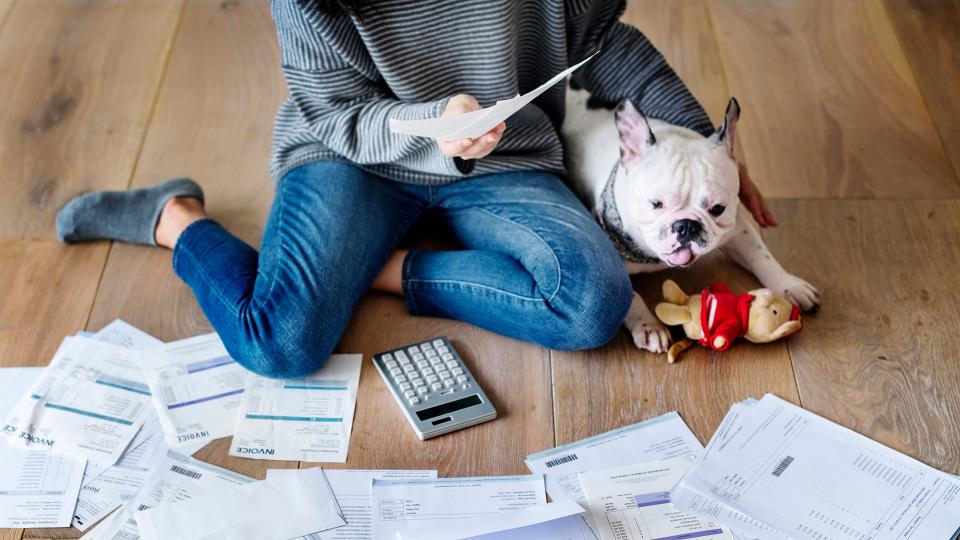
[
  {"xmin": 543, "ymin": 263, "xmax": 633, "ymax": 351},
  {"xmin": 225, "ymin": 314, "xmax": 337, "ymax": 379}
]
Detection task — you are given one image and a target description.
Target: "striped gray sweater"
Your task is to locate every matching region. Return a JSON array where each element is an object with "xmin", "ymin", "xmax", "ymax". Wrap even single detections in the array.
[{"xmin": 269, "ymin": 0, "xmax": 713, "ymax": 185}]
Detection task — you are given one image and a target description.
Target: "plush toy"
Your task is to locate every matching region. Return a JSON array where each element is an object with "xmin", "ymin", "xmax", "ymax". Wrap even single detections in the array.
[{"xmin": 654, "ymin": 280, "xmax": 802, "ymax": 363}]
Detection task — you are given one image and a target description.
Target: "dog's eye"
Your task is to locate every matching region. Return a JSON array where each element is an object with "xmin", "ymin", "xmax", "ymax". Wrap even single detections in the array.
[
  {"xmin": 709, "ymin": 204, "xmax": 726, "ymax": 217},
  {"xmin": 651, "ymin": 200, "xmax": 663, "ymax": 210}
]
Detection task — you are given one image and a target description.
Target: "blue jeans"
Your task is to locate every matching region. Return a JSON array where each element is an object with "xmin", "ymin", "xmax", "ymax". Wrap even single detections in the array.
[{"xmin": 172, "ymin": 161, "xmax": 632, "ymax": 378}]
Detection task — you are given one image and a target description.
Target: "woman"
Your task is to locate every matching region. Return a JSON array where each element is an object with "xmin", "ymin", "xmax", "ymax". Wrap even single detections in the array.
[{"xmin": 56, "ymin": 0, "xmax": 775, "ymax": 378}]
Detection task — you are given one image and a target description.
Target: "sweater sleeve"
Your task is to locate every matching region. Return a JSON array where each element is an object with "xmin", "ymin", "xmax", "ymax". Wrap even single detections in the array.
[
  {"xmin": 571, "ymin": 6, "xmax": 714, "ymax": 137},
  {"xmin": 271, "ymin": 0, "xmax": 466, "ymax": 173}
]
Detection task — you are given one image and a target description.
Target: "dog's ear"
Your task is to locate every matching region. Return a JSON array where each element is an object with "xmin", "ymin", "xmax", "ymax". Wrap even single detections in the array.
[
  {"xmin": 615, "ymin": 100, "xmax": 656, "ymax": 166},
  {"xmin": 710, "ymin": 97, "xmax": 740, "ymax": 159}
]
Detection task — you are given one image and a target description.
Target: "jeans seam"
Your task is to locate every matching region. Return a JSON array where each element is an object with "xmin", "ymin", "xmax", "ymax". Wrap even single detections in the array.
[
  {"xmin": 402, "ymin": 250, "xmax": 421, "ymax": 314},
  {"xmin": 248, "ymin": 178, "xmax": 289, "ymax": 316},
  {"xmin": 179, "ymin": 245, "xmax": 243, "ymax": 318},
  {"xmin": 405, "ymin": 278, "xmax": 545, "ymax": 302},
  {"xmin": 472, "ymin": 206, "xmax": 563, "ymax": 302}
]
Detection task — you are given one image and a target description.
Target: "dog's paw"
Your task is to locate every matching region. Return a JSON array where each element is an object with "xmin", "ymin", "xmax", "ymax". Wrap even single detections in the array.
[
  {"xmin": 624, "ymin": 317, "xmax": 671, "ymax": 353},
  {"xmin": 771, "ymin": 274, "xmax": 821, "ymax": 313}
]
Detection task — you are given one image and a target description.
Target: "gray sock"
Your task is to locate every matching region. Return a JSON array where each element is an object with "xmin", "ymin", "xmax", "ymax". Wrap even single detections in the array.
[{"xmin": 56, "ymin": 178, "xmax": 204, "ymax": 246}]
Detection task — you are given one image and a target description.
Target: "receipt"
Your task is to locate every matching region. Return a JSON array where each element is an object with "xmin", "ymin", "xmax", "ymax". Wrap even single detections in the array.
[
  {"xmin": 389, "ymin": 51, "xmax": 598, "ymax": 140},
  {"xmin": 525, "ymin": 411, "xmax": 702, "ymax": 504},
  {"xmin": 94, "ymin": 450, "xmax": 254, "ymax": 540},
  {"xmin": 2, "ymin": 336, "xmax": 153, "ymax": 465},
  {"xmin": 371, "ymin": 474, "xmax": 550, "ymax": 539},
  {"xmin": 140, "ymin": 333, "xmax": 246, "ymax": 448},
  {"xmin": 230, "ymin": 354, "xmax": 362, "ymax": 463},
  {"xmin": 579, "ymin": 458, "xmax": 733, "ymax": 540}
]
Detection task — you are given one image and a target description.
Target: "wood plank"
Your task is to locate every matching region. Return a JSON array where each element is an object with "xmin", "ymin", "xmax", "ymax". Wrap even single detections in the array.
[
  {"xmin": 0, "ymin": 242, "xmax": 107, "ymax": 363},
  {"xmin": 883, "ymin": 0, "xmax": 960, "ymax": 184},
  {"xmin": 86, "ymin": 0, "xmax": 284, "ymax": 338},
  {"xmin": 1, "ymin": 241, "xmax": 106, "ymax": 540},
  {"xmin": 0, "ymin": 529, "xmax": 21, "ymax": 540},
  {"xmin": 551, "ymin": 252, "xmax": 802, "ymax": 447},
  {"xmin": 0, "ymin": 0, "xmax": 14, "ymax": 33},
  {"xmin": 323, "ymin": 295, "xmax": 554, "ymax": 477},
  {"xmin": 0, "ymin": 0, "xmax": 183, "ymax": 241},
  {"xmin": 20, "ymin": 1, "xmax": 285, "ymax": 537},
  {"xmin": 767, "ymin": 199, "xmax": 960, "ymax": 475},
  {"xmin": 707, "ymin": 0, "xmax": 958, "ymax": 198},
  {"xmin": 624, "ymin": 0, "xmax": 730, "ymax": 125}
]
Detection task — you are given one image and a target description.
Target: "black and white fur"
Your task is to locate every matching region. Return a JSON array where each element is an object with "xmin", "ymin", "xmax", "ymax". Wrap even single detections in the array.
[{"xmin": 562, "ymin": 86, "xmax": 819, "ymax": 352}]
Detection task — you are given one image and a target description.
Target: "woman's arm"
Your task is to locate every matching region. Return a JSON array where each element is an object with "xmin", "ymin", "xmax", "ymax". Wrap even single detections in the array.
[
  {"xmin": 273, "ymin": 0, "xmax": 474, "ymax": 173},
  {"xmin": 572, "ymin": 20, "xmax": 714, "ymax": 137}
]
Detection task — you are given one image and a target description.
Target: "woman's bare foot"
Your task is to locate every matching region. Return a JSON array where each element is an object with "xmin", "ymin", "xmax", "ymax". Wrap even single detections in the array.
[{"xmin": 155, "ymin": 197, "xmax": 208, "ymax": 249}]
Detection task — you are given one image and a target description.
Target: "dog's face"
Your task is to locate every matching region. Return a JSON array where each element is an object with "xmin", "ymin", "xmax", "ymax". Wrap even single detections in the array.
[{"xmin": 614, "ymin": 98, "xmax": 741, "ymax": 267}]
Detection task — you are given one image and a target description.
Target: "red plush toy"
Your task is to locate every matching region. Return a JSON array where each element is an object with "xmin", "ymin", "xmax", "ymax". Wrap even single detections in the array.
[{"xmin": 654, "ymin": 280, "xmax": 803, "ymax": 363}]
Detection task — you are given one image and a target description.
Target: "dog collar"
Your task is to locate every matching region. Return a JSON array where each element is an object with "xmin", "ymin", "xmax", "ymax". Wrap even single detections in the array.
[{"xmin": 595, "ymin": 163, "xmax": 662, "ymax": 264}]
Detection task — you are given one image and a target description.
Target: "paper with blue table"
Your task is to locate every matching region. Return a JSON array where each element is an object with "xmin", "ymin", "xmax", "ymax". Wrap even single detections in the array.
[
  {"xmin": 139, "ymin": 332, "xmax": 248, "ymax": 448},
  {"xmin": 1, "ymin": 335, "xmax": 153, "ymax": 466},
  {"xmin": 389, "ymin": 51, "xmax": 599, "ymax": 141},
  {"xmin": 229, "ymin": 353, "xmax": 363, "ymax": 463},
  {"xmin": 0, "ymin": 366, "xmax": 86, "ymax": 528}
]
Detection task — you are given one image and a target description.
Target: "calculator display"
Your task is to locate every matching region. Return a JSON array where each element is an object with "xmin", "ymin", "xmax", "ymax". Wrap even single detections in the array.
[{"xmin": 416, "ymin": 394, "xmax": 483, "ymax": 421}]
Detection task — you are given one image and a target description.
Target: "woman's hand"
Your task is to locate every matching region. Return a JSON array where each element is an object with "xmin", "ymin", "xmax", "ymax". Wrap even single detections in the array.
[
  {"xmin": 738, "ymin": 163, "xmax": 778, "ymax": 228},
  {"xmin": 436, "ymin": 94, "xmax": 506, "ymax": 160}
]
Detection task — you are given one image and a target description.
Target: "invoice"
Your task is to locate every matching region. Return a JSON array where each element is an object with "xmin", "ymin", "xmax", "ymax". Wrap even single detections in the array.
[
  {"xmin": 140, "ymin": 333, "xmax": 246, "ymax": 448},
  {"xmin": 230, "ymin": 354, "xmax": 363, "ymax": 463},
  {"xmin": 0, "ymin": 367, "xmax": 86, "ymax": 528},
  {"xmin": 2, "ymin": 336, "xmax": 153, "ymax": 465}
]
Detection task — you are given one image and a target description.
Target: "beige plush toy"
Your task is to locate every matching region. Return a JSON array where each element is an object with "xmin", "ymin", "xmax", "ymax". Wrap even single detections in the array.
[{"xmin": 654, "ymin": 279, "xmax": 803, "ymax": 363}]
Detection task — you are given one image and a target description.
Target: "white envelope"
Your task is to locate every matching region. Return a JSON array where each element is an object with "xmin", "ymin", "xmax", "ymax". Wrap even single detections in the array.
[{"xmin": 135, "ymin": 466, "xmax": 345, "ymax": 540}]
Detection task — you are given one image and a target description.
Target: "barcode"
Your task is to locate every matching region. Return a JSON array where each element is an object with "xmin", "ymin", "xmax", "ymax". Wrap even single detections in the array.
[
  {"xmin": 544, "ymin": 454, "xmax": 579, "ymax": 468},
  {"xmin": 170, "ymin": 465, "xmax": 202, "ymax": 480},
  {"xmin": 772, "ymin": 456, "xmax": 794, "ymax": 477}
]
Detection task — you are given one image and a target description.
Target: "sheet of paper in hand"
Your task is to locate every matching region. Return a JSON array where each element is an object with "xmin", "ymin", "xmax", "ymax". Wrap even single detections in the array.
[{"xmin": 389, "ymin": 51, "xmax": 599, "ymax": 140}]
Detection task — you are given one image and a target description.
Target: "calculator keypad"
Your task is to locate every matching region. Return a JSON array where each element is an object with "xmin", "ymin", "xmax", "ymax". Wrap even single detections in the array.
[{"xmin": 376, "ymin": 338, "xmax": 474, "ymax": 406}]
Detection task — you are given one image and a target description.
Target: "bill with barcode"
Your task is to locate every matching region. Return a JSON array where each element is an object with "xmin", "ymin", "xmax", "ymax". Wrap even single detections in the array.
[
  {"xmin": 524, "ymin": 411, "xmax": 703, "ymax": 507},
  {"xmin": 772, "ymin": 456, "xmax": 794, "ymax": 477},
  {"xmin": 92, "ymin": 451, "xmax": 253, "ymax": 539}
]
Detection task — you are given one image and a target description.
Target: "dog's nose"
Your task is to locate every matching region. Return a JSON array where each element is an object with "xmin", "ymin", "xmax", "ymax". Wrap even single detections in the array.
[{"xmin": 672, "ymin": 219, "xmax": 703, "ymax": 244}]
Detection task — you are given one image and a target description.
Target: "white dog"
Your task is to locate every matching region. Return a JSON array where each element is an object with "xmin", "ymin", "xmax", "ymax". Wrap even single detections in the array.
[{"xmin": 562, "ymin": 87, "xmax": 819, "ymax": 352}]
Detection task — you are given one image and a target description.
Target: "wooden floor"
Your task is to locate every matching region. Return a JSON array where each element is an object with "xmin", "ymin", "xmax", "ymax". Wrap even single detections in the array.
[{"xmin": 1, "ymin": 1, "xmax": 958, "ymax": 538}]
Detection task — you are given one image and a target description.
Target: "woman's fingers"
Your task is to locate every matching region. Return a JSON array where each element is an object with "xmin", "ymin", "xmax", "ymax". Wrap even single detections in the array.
[{"xmin": 438, "ymin": 123, "xmax": 506, "ymax": 159}]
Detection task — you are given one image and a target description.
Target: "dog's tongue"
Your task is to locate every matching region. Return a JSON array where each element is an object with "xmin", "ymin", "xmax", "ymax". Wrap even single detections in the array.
[{"xmin": 667, "ymin": 247, "xmax": 693, "ymax": 266}]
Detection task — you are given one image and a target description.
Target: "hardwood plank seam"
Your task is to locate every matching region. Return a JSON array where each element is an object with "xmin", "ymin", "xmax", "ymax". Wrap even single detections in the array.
[
  {"xmin": 82, "ymin": 0, "xmax": 188, "ymax": 333},
  {"xmin": 123, "ymin": 0, "xmax": 189, "ymax": 190},
  {"xmin": 547, "ymin": 347, "xmax": 558, "ymax": 449},
  {"xmin": 880, "ymin": 1, "xmax": 960, "ymax": 188},
  {"xmin": 0, "ymin": 0, "xmax": 15, "ymax": 37}
]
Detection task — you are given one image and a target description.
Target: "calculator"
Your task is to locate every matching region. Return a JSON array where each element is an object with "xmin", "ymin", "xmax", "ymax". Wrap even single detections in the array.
[{"xmin": 372, "ymin": 337, "xmax": 497, "ymax": 440}]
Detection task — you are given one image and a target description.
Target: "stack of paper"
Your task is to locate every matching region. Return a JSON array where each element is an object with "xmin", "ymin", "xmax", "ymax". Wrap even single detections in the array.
[
  {"xmin": 526, "ymin": 411, "xmax": 733, "ymax": 540},
  {"xmin": 671, "ymin": 394, "xmax": 960, "ymax": 540}
]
